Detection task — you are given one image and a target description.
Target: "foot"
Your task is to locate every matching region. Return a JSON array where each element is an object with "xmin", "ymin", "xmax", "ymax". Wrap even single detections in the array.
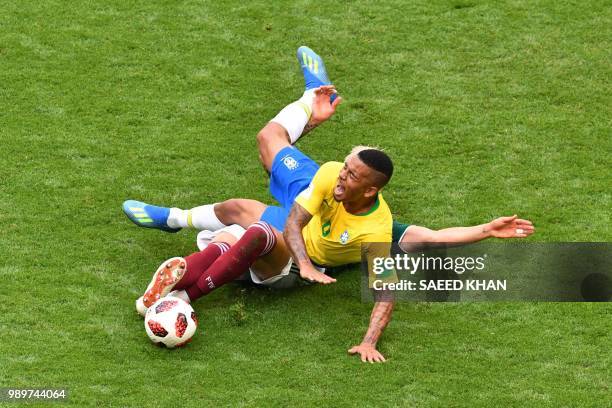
[
  {"xmin": 122, "ymin": 200, "xmax": 180, "ymax": 233},
  {"xmin": 142, "ymin": 257, "xmax": 187, "ymax": 308},
  {"xmin": 297, "ymin": 46, "xmax": 334, "ymax": 92}
]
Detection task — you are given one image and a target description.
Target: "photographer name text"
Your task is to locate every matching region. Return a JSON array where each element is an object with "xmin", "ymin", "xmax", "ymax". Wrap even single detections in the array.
[{"xmin": 372, "ymin": 279, "xmax": 507, "ymax": 291}]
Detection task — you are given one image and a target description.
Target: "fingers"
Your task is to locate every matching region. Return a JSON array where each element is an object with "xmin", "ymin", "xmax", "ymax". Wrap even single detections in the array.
[
  {"xmin": 500, "ymin": 215, "xmax": 517, "ymax": 224},
  {"xmin": 360, "ymin": 350, "xmax": 373, "ymax": 363},
  {"xmin": 314, "ymin": 85, "xmax": 340, "ymax": 104},
  {"xmin": 315, "ymin": 85, "xmax": 336, "ymax": 95},
  {"xmin": 515, "ymin": 218, "xmax": 533, "ymax": 226},
  {"xmin": 331, "ymin": 95, "xmax": 343, "ymax": 110},
  {"xmin": 512, "ymin": 222, "xmax": 535, "ymax": 238},
  {"xmin": 348, "ymin": 346, "xmax": 387, "ymax": 363},
  {"xmin": 363, "ymin": 350, "xmax": 386, "ymax": 363},
  {"xmin": 515, "ymin": 226, "xmax": 535, "ymax": 238},
  {"xmin": 317, "ymin": 274, "xmax": 336, "ymax": 284},
  {"xmin": 367, "ymin": 350, "xmax": 385, "ymax": 363},
  {"xmin": 307, "ymin": 271, "xmax": 336, "ymax": 284},
  {"xmin": 516, "ymin": 229, "xmax": 535, "ymax": 238},
  {"xmin": 374, "ymin": 352, "xmax": 386, "ymax": 363},
  {"xmin": 319, "ymin": 271, "xmax": 335, "ymax": 284}
]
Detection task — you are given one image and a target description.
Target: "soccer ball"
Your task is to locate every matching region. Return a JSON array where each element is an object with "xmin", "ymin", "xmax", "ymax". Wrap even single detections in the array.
[{"xmin": 144, "ymin": 298, "xmax": 198, "ymax": 348}]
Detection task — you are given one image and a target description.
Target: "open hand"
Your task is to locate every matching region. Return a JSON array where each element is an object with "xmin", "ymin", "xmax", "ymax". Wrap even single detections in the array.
[
  {"xmin": 299, "ymin": 264, "xmax": 336, "ymax": 284},
  {"xmin": 488, "ymin": 215, "xmax": 535, "ymax": 238},
  {"xmin": 310, "ymin": 85, "xmax": 343, "ymax": 125},
  {"xmin": 348, "ymin": 343, "xmax": 386, "ymax": 363}
]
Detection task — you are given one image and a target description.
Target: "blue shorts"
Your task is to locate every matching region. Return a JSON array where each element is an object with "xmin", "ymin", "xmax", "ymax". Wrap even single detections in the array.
[{"xmin": 260, "ymin": 146, "xmax": 319, "ymax": 232}]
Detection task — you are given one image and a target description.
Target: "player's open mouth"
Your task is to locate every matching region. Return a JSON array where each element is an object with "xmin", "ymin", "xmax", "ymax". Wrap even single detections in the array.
[{"xmin": 334, "ymin": 182, "xmax": 345, "ymax": 197}]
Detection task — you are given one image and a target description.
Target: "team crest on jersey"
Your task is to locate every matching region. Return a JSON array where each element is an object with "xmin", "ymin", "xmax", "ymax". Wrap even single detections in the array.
[
  {"xmin": 321, "ymin": 220, "xmax": 331, "ymax": 237},
  {"xmin": 282, "ymin": 155, "xmax": 299, "ymax": 170},
  {"xmin": 340, "ymin": 230, "xmax": 349, "ymax": 245}
]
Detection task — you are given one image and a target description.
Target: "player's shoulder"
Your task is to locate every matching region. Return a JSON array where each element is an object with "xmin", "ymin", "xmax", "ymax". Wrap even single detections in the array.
[
  {"xmin": 312, "ymin": 161, "xmax": 343, "ymax": 186},
  {"xmin": 318, "ymin": 161, "xmax": 343, "ymax": 174},
  {"xmin": 356, "ymin": 193, "xmax": 393, "ymax": 241},
  {"xmin": 376, "ymin": 193, "xmax": 393, "ymax": 219}
]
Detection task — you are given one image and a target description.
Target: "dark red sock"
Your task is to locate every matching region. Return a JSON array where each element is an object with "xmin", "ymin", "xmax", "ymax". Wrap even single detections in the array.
[
  {"xmin": 186, "ymin": 222, "xmax": 276, "ymax": 301},
  {"xmin": 174, "ymin": 242, "xmax": 230, "ymax": 291}
]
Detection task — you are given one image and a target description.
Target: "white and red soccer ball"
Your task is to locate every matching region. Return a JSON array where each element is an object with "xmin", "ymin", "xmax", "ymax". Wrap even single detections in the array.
[{"xmin": 144, "ymin": 298, "xmax": 198, "ymax": 348}]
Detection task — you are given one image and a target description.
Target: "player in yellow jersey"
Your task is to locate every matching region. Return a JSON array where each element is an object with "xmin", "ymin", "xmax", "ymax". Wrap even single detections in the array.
[
  {"xmin": 293, "ymin": 160, "xmax": 392, "ymax": 268},
  {"xmin": 285, "ymin": 152, "xmax": 393, "ymax": 279},
  {"xmin": 126, "ymin": 142, "xmax": 397, "ymax": 361},
  {"xmin": 124, "ymin": 61, "xmax": 403, "ymax": 360},
  {"xmin": 123, "ymin": 57, "xmax": 401, "ymax": 359},
  {"xmin": 123, "ymin": 46, "xmax": 535, "ymax": 362}
]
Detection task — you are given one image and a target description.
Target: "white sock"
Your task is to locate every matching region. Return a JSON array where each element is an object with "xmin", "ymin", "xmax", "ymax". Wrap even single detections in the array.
[
  {"xmin": 298, "ymin": 89, "xmax": 316, "ymax": 109},
  {"xmin": 270, "ymin": 89, "xmax": 316, "ymax": 144},
  {"xmin": 167, "ymin": 204, "xmax": 226, "ymax": 230}
]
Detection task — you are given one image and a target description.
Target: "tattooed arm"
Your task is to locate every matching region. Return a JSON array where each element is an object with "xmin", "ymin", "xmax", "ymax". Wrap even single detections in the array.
[
  {"xmin": 301, "ymin": 121, "xmax": 320, "ymax": 136},
  {"xmin": 284, "ymin": 203, "xmax": 312, "ymax": 268},
  {"xmin": 348, "ymin": 294, "xmax": 395, "ymax": 363},
  {"xmin": 347, "ymin": 240, "xmax": 395, "ymax": 362},
  {"xmin": 284, "ymin": 203, "xmax": 336, "ymax": 284}
]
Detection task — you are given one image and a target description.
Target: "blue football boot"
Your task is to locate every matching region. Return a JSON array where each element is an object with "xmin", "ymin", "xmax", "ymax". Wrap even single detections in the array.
[
  {"xmin": 297, "ymin": 46, "xmax": 337, "ymax": 102},
  {"xmin": 122, "ymin": 200, "xmax": 180, "ymax": 233}
]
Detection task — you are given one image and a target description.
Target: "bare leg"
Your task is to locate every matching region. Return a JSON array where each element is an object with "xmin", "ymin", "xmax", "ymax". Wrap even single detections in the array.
[
  {"xmin": 256, "ymin": 122, "xmax": 292, "ymax": 173},
  {"xmin": 213, "ymin": 199, "xmax": 267, "ymax": 229},
  {"xmin": 211, "ymin": 231, "xmax": 239, "ymax": 246},
  {"xmin": 256, "ymin": 87, "xmax": 341, "ymax": 173}
]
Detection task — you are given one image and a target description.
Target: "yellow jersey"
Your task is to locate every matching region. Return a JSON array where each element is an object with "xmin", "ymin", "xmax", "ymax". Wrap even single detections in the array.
[{"xmin": 294, "ymin": 161, "xmax": 393, "ymax": 267}]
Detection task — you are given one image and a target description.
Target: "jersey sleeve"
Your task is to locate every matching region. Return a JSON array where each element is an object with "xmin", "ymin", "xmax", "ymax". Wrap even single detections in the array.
[
  {"xmin": 363, "ymin": 240, "xmax": 398, "ymax": 287},
  {"xmin": 392, "ymin": 220, "xmax": 410, "ymax": 243},
  {"xmin": 294, "ymin": 162, "xmax": 340, "ymax": 215}
]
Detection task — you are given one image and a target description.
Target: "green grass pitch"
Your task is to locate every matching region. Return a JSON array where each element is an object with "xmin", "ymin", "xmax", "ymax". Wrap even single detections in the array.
[{"xmin": 1, "ymin": 0, "xmax": 610, "ymax": 406}]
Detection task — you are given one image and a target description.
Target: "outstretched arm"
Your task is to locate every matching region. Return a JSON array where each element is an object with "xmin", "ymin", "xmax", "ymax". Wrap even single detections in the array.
[
  {"xmin": 349, "ymin": 297, "xmax": 394, "ymax": 363},
  {"xmin": 283, "ymin": 203, "xmax": 336, "ymax": 284},
  {"xmin": 402, "ymin": 215, "xmax": 535, "ymax": 245}
]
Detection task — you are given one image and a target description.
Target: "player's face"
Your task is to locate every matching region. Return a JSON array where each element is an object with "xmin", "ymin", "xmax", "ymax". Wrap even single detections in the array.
[{"xmin": 334, "ymin": 155, "xmax": 378, "ymax": 202}]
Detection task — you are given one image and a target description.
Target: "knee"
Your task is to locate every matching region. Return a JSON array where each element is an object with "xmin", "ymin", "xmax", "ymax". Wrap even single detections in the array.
[
  {"xmin": 256, "ymin": 127, "xmax": 274, "ymax": 149},
  {"xmin": 215, "ymin": 199, "xmax": 246, "ymax": 223},
  {"xmin": 257, "ymin": 123, "xmax": 289, "ymax": 149}
]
